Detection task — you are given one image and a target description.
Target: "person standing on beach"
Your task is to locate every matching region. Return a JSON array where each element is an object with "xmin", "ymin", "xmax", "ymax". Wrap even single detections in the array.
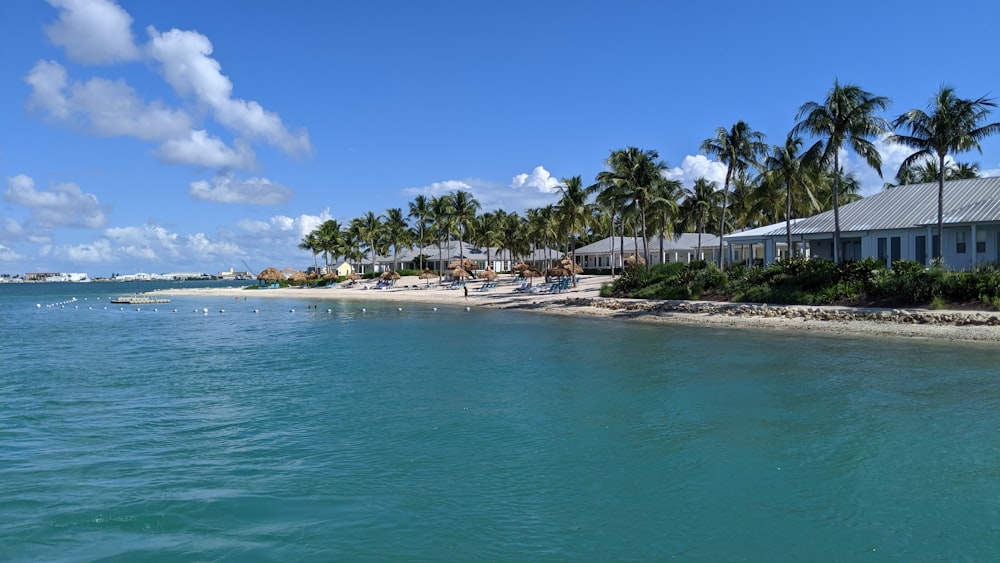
[{"xmin": 464, "ymin": 285, "xmax": 468, "ymax": 301}]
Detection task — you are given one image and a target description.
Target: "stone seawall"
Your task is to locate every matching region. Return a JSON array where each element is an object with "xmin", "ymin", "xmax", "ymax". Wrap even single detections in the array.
[{"xmin": 564, "ymin": 298, "xmax": 1000, "ymax": 327}]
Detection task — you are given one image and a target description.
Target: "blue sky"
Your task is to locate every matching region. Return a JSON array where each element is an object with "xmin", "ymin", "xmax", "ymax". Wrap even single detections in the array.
[{"xmin": 3, "ymin": 0, "xmax": 1000, "ymax": 276}]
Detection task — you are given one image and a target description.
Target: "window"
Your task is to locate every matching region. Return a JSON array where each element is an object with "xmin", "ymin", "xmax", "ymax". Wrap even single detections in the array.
[
  {"xmin": 977, "ymin": 230, "xmax": 987, "ymax": 253},
  {"xmin": 891, "ymin": 237, "xmax": 901, "ymax": 264},
  {"xmin": 957, "ymin": 231, "xmax": 967, "ymax": 254},
  {"xmin": 877, "ymin": 237, "xmax": 887, "ymax": 261}
]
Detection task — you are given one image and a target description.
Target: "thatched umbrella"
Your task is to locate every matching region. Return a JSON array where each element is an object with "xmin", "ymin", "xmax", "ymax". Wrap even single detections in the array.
[
  {"xmin": 478, "ymin": 268, "xmax": 498, "ymax": 280},
  {"xmin": 289, "ymin": 271, "xmax": 309, "ymax": 283},
  {"xmin": 624, "ymin": 253, "xmax": 646, "ymax": 267},
  {"xmin": 560, "ymin": 257, "xmax": 584, "ymax": 274},
  {"xmin": 346, "ymin": 271, "xmax": 361, "ymax": 281},
  {"xmin": 450, "ymin": 267, "xmax": 471, "ymax": 279},
  {"xmin": 380, "ymin": 270, "xmax": 400, "ymax": 281},
  {"xmin": 257, "ymin": 267, "xmax": 285, "ymax": 281},
  {"xmin": 322, "ymin": 271, "xmax": 339, "ymax": 281},
  {"xmin": 418, "ymin": 269, "xmax": 437, "ymax": 286},
  {"xmin": 520, "ymin": 267, "xmax": 542, "ymax": 278},
  {"xmin": 512, "ymin": 261, "xmax": 529, "ymax": 272},
  {"xmin": 547, "ymin": 266, "xmax": 572, "ymax": 278},
  {"xmin": 448, "ymin": 258, "xmax": 477, "ymax": 271}
]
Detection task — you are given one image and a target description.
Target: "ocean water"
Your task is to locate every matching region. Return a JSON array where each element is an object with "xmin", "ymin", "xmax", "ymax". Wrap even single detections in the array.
[{"xmin": 2, "ymin": 281, "xmax": 1000, "ymax": 561}]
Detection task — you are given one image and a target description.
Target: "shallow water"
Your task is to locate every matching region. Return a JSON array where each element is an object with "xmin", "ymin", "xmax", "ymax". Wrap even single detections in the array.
[{"xmin": 2, "ymin": 282, "xmax": 999, "ymax": 561}]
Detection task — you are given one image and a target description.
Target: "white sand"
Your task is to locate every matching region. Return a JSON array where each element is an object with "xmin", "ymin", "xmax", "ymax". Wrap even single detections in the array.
[{"xmin": 152, "ymin": 275, "xmax": 1000, "ymax": 343}]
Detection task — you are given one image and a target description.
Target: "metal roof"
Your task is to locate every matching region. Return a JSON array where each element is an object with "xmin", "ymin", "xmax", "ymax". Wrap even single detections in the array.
[
  {"xmin": 574, "ymin": 233, "xmax": 716, "ymax": 254},
  {"xmin": 786, "ymin": 177, "xmax": 1000, "ymax": 235}
]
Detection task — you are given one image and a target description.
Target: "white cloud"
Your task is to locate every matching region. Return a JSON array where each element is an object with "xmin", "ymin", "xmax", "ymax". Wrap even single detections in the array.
[
  {"xmin": 664, "ymin": 154, "xmax": 727, "ymax": 186},
  {"xmin": 4, "ymin": 174, "xmax": 108, "ymax": 229},
  {"xmin": 45, "ymin": 0, "xmax": 140, "ymax": 64},
  {"xmin": 511, "ymin": 165, "xmax": 561, "ymax": 194},
  {"xmin": 155, "ymin": 130, "xmax": 256, "ymax": 168},
  {"xmin": 0, "ymin": 244, "xmax": 26, "ymax": 262},
  {"xmin": 146, "ymin": 26, "xmax": 312, "ymax": 156},
  {"xmin": 401, "ymin": 166, "xmax": 564, "ymax": 213},
  {"xmin": 189, "ymin": 173, "xmax": 293, "ymax": 205},
  {"xmin": 25, "ymin": 60, "xmax": 193, "ymax": 141}
]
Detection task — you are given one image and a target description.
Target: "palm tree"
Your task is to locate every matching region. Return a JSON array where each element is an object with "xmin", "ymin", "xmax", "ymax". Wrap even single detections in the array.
[
  {"xmin": 356, "ymin": 211, "xmax": 385, "ymax": 275},
  {"xmin": 764, "ymin": 133, "xmax": 822, "ymax": 258},
  {"xmin": 594, "ymin": 174, "xmax": 629, "ymax": 276},
  {"xmin": 890, "ymin": 86, "xmax": 1000, "ymax": 262},
  {"xmin": 700, "ymin": 121, "xmax": 767, "ymax": 268},
  {"xmin": 556, "ymin": 175, "xmax": 596, "ymax": 285},
  {"xmin": 648, "ymin": 176, "xmax": 683, "ymax": 265},
  {"xmin": 429, "ymin": 195, "xmax": 454, "ymax": 282},
  {"xmin": 315, "ymin": 219, "xmax": 343, "ymax": 270},
  {"xmin": 451, "ymin": 190, "xmax": 480, "ymax": 268},
  {"xmin": 298, "ymin": 231, "xmax": 320, "ymax": 270},
  {"xmin": 499, "ymin": 212, "xmax": 529, "ymax": 270},
  {"xmin": 794, "ymin": 80, "xmax": 891, "ymax": 263},
  {"xmin": 472, "ymin": 210, "xmax": 504, "ymax": 271},
  {"xmin": 383, "ymin": 207, "xmax": 412, "ymax": 271},
  {"xmin": 680, "ymin": 178, "xmax": 722, "ymax": 261},
  {"xmin": 597, "ymin": 147, "xmax": 667, "ymax": 266},
  {"xmin": 408, "ymin": 194, "xmax": 432, "ymax": 270}
]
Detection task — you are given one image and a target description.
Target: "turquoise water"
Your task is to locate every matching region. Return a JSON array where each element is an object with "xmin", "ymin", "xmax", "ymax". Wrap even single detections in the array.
[{"xmin": 2, "ymin": 282, "xmax": 1000, "ymax": 561}]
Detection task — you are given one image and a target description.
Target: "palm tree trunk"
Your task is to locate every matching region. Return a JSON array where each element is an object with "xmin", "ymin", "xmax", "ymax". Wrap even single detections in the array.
[
  {"xmin": 937, "ymin": 153, "xmax": 946, "ymax": 263},
  {"xmin": 832, "ymin": 156, "xmax": 842, "ymax": 264},
  {"xmin": 718, "ymin": 167, "xmax": 733, "ymax": 269},
  {"xmin": 785, "ymin": 179, "xmax": 793, "ymax": 259}
]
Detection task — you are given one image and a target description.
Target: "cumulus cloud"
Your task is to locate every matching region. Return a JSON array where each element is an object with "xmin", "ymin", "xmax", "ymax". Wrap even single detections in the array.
[
  {"xmin": 26, "ymin": 0, "xmax": 312, "ymax": 173},
  {"xmin": 401, "ymin": 166, "xmax": 563, "ymax": 213},
  {"xmin": 25, "ymin": 61, "xmax": 194, "ymax": 140},
  {"xmin": 44, "ymin": 0, "xmax": 140, "ymax": 64},
  {"xmin": 664, "ymin": 154, "xmax": 727, "ymax": 187},
  {"xmin": 188, "ymin": 173, "xmax": 293, "ymax": 205},
  {"xmin": 155, "ymin": 131, "xmax": 256, "ymax": 168},
  {"xmin": 146, "ymin": 26, "xmax": 312, "ymax": 156},
  {"xmin": 4, "ymin": 174, "xmax": 109, "ymax": 229},
  {"xmin": 0, "ymin": 244, "xmax": 26, "ymax": 262}
]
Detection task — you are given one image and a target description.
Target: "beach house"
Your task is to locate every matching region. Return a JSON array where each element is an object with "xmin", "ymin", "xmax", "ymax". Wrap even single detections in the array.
[
  {"xmin": 572, "ymin": 233, "xmax": 722, "ymax": 270},
  {"xmin": 724, "ymin": 177, "xmax": 1000, "ymax": 270}
]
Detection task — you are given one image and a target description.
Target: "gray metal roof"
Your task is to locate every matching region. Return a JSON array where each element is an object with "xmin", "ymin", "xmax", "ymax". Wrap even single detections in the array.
[
  {"xmin": 574, "ymin": 233, "xmax": 715, "ymax": 254},
  {"xmin": 788, "ymin": 176, "xmax": 1000, "ymax": 235}
]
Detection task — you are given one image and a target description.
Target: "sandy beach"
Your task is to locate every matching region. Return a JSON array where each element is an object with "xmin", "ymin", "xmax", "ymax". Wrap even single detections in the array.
[{"xmin": 153, "ymin": 274, "xmax": 1000, "ymax": 342}]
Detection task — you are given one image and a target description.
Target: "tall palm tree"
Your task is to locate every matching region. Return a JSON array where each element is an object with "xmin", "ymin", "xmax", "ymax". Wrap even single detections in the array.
[
  {"xmin": 383, "ymin": 207, "xmax": 412, "ymax": 271},
  {"xmin": 764, "ymin": 133, "xmax": 822, "ymax": 258},
  {"xmin": 429, "ymin": 195, "xmax": 454, "ymax": 282},
  {"xmin": 890, "ymin": 86, "xmax": 1000, "ymax": 262},
  {"xmin": 700, "ymin": 121, "xmax": 767, "ymax": 268},
  {"xmin": 499, "ymin": 212, "xmax": 529, "ymax": 270},
  {"xmin": 794, "ymin": 80, "xmax": 891, "ymax": 263},
  {"xmin": 298, "ymin": 231, "xmax": 320, "ymax": 270},
  {"xmin": 648, "ymin": 176, "xmax": 683, "ymax": 265},
  {"xmin": 556, "ymin": 176, "xmax": 596, "ymax": 285},
  {"xmin": 407, "ymin": 194, "xmax": 432, "ymax": 270},
  {"xmin": 594, "ymin": 174, "xmax": 628, "ymax": 276},
  {"xmin": 472, "ymin": 210, "xmax": 504, "ymax": 271},
  {"xmin": 597, "ymin": 147, "xmax": 666, "ymax": 266},
  {"xmin": 315, "ymin": 219, "xmax": 343, "ymax": 270},
  {"xmin": 451, "ymin": 190, "xmax": 481, "ymax": 268},
  {"xmin": 356, "ymin": 211, "xmax": 385, "ymax": 275},
  {"xmin": 680, "ymin": 178, "xmax": 722, "ymax": 261}
]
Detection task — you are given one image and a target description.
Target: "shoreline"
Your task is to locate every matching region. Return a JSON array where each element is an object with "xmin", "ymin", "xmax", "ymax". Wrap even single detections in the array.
[{"xmin": 151, "ymin": 274, "xmax": 1000, "ymax": 342}]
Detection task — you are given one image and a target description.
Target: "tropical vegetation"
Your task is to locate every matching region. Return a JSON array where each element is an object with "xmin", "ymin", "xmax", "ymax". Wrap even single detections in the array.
[{"xmin": 292, "ymin": 81, "xmax": 999, "ymax": 306}]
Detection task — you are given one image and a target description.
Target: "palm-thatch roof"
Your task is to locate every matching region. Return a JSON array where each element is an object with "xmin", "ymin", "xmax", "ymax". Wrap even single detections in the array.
[
  {"xmin": 289, "ymin": 271, "xmax": 309, "ymax": 282},
  {"xmin": 380, "ymin": 270, "xmax": 401, "ymax": 280},
  {"xmin": 478, "ymin": 268, "xmax": 498, "ymax": 280},
  {"xmin": 624, "ymin": 253, "xmax": 646, "ymax": 267},
  {"xmin": 448, "ymin": 258, "xmax": 477, "ymax": 271},
  {"xmin": 450, "ymin": 267, "xmax": 471, "ymax": 279},
  {"xmin": 418, "ymin": 269, "xmax": 438, "ymax": 280},
  {"xmin": 257, "ymin": 267, "xmax": 285, "ymax": 281}
]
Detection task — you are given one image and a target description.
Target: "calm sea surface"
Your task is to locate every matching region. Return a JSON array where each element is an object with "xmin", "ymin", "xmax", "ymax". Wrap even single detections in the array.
[{"xmin": 2, "ymin": 281, "xmax": 999, "ymax": 561}]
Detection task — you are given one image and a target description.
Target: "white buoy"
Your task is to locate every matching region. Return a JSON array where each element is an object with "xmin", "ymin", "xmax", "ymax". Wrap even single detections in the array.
[
  {"xmin": 432, "ymin": 307, "xmax": 437, "ymax": 311},
  {"xmin": 36, "ymin": 304, "xmax": 41, "ymax": 308},
  {"xmin": 465, "ymin": 306, "xmax": 471, "ymax": 311},
  {"xmin": 253, "ymin": 309, "xmax": 259, "ymax": 313},
  {"xmin": 219, "ymin": 309, "xmax": 225, "ymax": 313},
  {"xmin": 153, "ymin": 308, "xmax": 158, "ymax": 312},
  {"xmin": 202, "ymin": 307, "xmax": 208, "ymax": 313},
  {"xmin": 327, "ymin": 309, "xmax": 332, "ymax": 313},
  {"xmin": 173, "ymin": 309, "xmax": 177, "ymax": 313},
  {"xmin": 120, "ymin": 307, "xmax": 124, "ymax": 311},
  {"xmin": 361, "ymin": 308, "xmax": 366, "ymax": 313},
  {"xmin": 397, "ymin": 307, "xmax": 402, "ymax": 312},
  {"xmin": 289, "ymin": 308, "xmax": 295, "ymax": 313}
]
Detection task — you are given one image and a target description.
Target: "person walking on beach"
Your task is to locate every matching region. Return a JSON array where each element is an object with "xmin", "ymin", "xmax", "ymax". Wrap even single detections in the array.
[{"xmin": 464, "ymin": 285, "xmax": 468, "ymax": 301}]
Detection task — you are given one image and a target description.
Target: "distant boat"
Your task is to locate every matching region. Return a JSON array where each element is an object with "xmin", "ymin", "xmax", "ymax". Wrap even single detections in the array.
[{"xmin": 110, "ymin": 295, "xmax": 171, "ymax": 304}]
